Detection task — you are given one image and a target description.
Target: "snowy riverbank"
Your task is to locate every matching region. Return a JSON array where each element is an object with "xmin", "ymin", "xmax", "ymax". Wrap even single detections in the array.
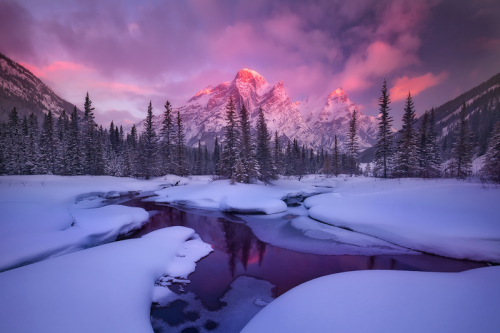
[
  {"xmin": 0, "ymin": 175, "xmax": 193, "ymax": 271},
  {"xmin": 242, "ymin": 265, "xmax": 500, "ymax": 333}
]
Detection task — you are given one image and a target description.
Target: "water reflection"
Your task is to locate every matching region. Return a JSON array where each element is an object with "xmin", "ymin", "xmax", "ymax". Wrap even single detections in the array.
[{"xmin": 122, "ymin": 198, "xmax": 485, "ymax": 311}]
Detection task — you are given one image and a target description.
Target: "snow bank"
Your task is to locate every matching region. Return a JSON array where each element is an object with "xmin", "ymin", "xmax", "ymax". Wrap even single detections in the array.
[
  {"xmin": 242, "ymin": 266, "xmax": 500, "ymax": 333},
  {"xmin": 154, "ymin": 178, "xmax": 329, "ymax": 214},
  {"xmin": 0, "ymin": 226, "xmax": 212, "ymax": 333},
  {"xmin": 0, "ymin": 175, "xmax": 192, "ymax": 271},
  {"xmin": 242, "ymin": 206, "xmax": 416, "ymax": 256},
  {"xmin": 304, "ymin": 178, "xmax": 500, "ymax": 262}
]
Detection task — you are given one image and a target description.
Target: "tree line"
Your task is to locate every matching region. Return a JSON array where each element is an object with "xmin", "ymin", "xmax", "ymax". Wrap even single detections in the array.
[
  {"xmin": 1, "ymin": 86, "xmax": 498, "ymax": 183},
  {"xmin": 372, "ymin": 79, "xmax": 500, "ymax": 182}
]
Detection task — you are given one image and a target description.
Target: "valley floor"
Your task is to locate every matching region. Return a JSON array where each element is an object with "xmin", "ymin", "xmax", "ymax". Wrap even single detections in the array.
[{"xmin": 0, "ymin": 174, "xmax": 498, "ymax": 332}]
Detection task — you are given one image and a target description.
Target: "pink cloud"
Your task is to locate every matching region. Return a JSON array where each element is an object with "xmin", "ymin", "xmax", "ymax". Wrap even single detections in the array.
[
  {"xmin": 335, "ymin": 41, "xmax": 420, "ymax": 92},
  {"xmin": 390, "ymin": 71, "xmax": 449, "ymax": 101},
  {"xmin": 19, "ymin": 61, "xmax": 91, "ymax": 78}
]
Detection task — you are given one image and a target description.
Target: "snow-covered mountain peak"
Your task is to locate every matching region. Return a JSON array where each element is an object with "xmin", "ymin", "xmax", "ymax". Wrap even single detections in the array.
[
  {"xmin": 135, "ymin": 68, "xmax": 378, "ymax": 151},
  {"xmin": 327, "ymin": 87, "xmax": 349, "ymax": 104},
  {"xmin": 234, "ymin": 68, "xmax": 267, "ymax": 88}
]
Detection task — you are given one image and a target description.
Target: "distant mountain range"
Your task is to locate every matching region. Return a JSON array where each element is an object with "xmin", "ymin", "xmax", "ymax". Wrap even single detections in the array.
[
  {"xmin": 1, "ymin": 52, "xmax": 498, "ymax": 158},
  {"xmin": 0, "ymin": 53, "xmax": 80, "ymax": 123},
  {"xmin": 136, "ymin": 68, "xmax": 379, "ymax": 151}
]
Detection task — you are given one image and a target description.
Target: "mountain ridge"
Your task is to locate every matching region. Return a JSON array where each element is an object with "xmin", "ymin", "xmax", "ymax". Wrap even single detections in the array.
[
  {"xmin": 137, "ymin": 68, "xmax": 379, "ymax": 151},
  {"xmin": 0, "ymin": 53, "xmax": 82, "ymax": 123}
]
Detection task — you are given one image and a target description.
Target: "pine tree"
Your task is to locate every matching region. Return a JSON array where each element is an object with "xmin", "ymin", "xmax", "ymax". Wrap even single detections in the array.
[
  {"xmin": 395, "ymin": 92, "xmax": 418, "ymax": 177},
  {"xmin": 364, "ymin": 163, "xmax": 372, "ymax": 177},
  {"xmin": 161, "ymin": 100, "xmax": 174, "ymax": 174},
  {"xmin": 347, "ymin": 109, "xmax": 359, "ymax": 176},
  {"xmin": 333, "ymin": 134, "xmax": 340, "ymax": 177},
  {"xmin": 256, "ymin": 107, "xmax": 276, "ymax": 182},
  {"xmin": 451, "ymin": 102, "xmax": 474, "ymax": 179},
  {"xmin": 219, "ymin": 97, "xmax": 240, "ymax": 180},
  {"xmin": 285, "ymin": 140, "xmax": 293, "ymax": 176},
  {"xmin": 273, "ymin": 131, "xmax": 283, "ymax": 175},
  {"xmin": 67, "ymin": 106, "xmax": 83, "ymax": 175},
  {"xmin": 39, "ymin": 110, "xmax": 57, "ymax": 174},
  {"xmin": 24, "ymin": 113, "xmax": 39, "ymax": 174},
  {"xmin": 239, "ymin": 103, "xmax": 259, "ymax": 183},
  {"xmin": 481, "ymin": 121, "xmax": 500, "ymax": 183},
  {"xmin": 5, "ymin": 107, "xmax": 22, "ymax": 174},
  {"xmin": 373, "ymin": 79, "xmax": 394, "ymax": 178},
  {"xmin": 174, "ymin": 111, "xmax": 188, "ymax": 176},
  {"xmin": 322, "ymin": 153, "xmax": 332, "ymax": 177},
  {"xmin": 56, "ymin": 110, "xmax": 70, "ymax": 175},
  {"xmin": 213, "ymin": 136, "xmax": 220, "ymax": 176},
  {"xmin": 416, "ymin": 110, "xmax": 441, "ymax": 178},
  {"xmin": 428, "ymin": 108, "xmax": 441, "ymax": 176},
  {"xmin": 195, "ymin": 140, "xmax": 203, "ymax": 175},
  {"xmin": 82, "ymin": 92, "xmax": 97, "ymax": 175},
  {"xmin": 142, "ymin": 101, "xmax": 158, "ymax": 179}
]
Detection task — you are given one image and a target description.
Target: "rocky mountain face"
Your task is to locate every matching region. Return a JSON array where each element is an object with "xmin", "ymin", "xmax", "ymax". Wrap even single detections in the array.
[
  {"xmin": 145, "ymin": 68, "xmax": 378, "ymax": 151},
  {"xmin": 0, "ymin": 53, "xmax": 78, "ymax": 123}
]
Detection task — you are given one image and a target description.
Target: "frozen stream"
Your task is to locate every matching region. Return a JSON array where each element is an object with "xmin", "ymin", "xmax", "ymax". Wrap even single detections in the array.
[{"xmin": 121, "ymin": 198, "xmax": 486, "ymax": 333}]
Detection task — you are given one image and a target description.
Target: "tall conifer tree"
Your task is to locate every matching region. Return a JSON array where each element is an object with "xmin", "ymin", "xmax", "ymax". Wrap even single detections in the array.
[
  {"xmin": 219, "ymin": 97, "xmax": 240, "ymax": 180},
  {"xmin": 395, "ymin": 92, "xmax": 418, "ymax": 177},
  {"xmin": 373, "ymin": 79, "xmax": 393, "ymax": 178},
  {"xmin": 451, "ymin": 102, "xmax": 474, "ymax": 178}
]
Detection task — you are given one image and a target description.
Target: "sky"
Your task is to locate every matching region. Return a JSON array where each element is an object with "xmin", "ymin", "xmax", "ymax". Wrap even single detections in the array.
[{"xmin": 1, "ymin": 0, "xmax": 500, "ymax": 128}]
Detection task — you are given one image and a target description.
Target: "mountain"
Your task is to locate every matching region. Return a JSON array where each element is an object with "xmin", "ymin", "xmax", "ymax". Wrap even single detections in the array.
[
  {"xmin": 360, "ymin": 72, "xmax": 500, "ymax": 162},
  {"xmin": 141, "ymin": 68, "xmax": 378, "ymax": 151},
  {"xmin": 0, "ymin": 53, "xmax": 79, "ymax": 123}
]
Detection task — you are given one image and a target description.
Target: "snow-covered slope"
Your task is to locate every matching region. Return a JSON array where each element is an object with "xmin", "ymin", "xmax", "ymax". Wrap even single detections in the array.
[
  {"xmin": 0, "ymin": 53, "xmax": 79, "ymax": 122},
  {"xmin": 138, "ymin": 69, "xmax": 378, "ymax": 151}
]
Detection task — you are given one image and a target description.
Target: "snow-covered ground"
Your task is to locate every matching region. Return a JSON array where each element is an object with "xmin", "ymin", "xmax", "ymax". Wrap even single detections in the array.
[
  {"xmin": 304, "ymin": 177, "xmax": 500, "ymax": 262},
  {"xmin": 153, "ymin": 175, "xmax": 499, "ymax": 262},
  {"xmin": 0, "ymin": 226, "xmax": 212, "ymax": 333},
  {"xmin": 0, "ymin": 175, "xmax": 204, "ymax": 271},
  {"xmin": 1, "ymin": 174, "xmax": 498, "ymax": 333},
  {"xmin": 242, "ymin": 266, "xmax": 500, "ymax": 333},
  {"xmin": 153, "ymin": 178, "xmax": 332, "ymax": 214}
]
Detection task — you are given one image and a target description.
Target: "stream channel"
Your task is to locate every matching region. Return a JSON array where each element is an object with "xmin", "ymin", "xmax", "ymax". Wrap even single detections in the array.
[{"xmin": 119, "ymin": 197, "xmax": 486, "ymax": 333}]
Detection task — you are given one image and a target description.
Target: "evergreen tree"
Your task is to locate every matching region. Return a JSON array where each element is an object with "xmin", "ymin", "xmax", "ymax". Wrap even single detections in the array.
[
  {"xmin": 285, "ymin": 140, "xmax": 293, "ymax": 176},
  {"xmin": 428, "ymin": 108, "xmax": 441, "ymax": 176},
  {"xmin": 333, "ymin": 134, "xmax": 340, "ymax": 177},
  {"xmin": 239, "ymin": 103, "xmax": 259, "ymax": 183},
  {"xmin": 24, "ymin": 113, "xmax": 39, "ymax": 174},
  {"xmin": 67, "ymin": 106, "xmax": 83, "ymax": 175},
  {"xmin": 273, "ymin": 131, "xmax": 283, "ymax": 175},
  {"xmin": 142, "ymin": 101, "xmax": 158, "ymax": 179},
  {"xmin": 481, "ymin": 121, "xmax": 500, "ymax": 183},
  {"xmin": 161, "ymin": 100, "xmax": 174, "ymax": 174},
  {"xmin": 39, "ymin": 110, "xmax": 57, "ymax": 174},
  {"xmin": 394, "ymin": 92, "xmax": 418, "ymax": 177},
  {"xmin": 373, "ymin": 79, "xmax": 393, "ymax": 178},
  {"xmin": 451, "ymin": 102, "xmax": 474, "ymax": 178},
  {"xmin": 219, "ymin": 97, "xmax": 240, "ymax": 180},
  {"xmin": 195, "ymin": 140, "xmax": 203, "ymax": 175},
  {"xmin": 213, "ymin": 136, "xmax": 220, "ymax": 176},
  {"xmin": 347, "ymin": 109, "xmax": 359, "ymax": 176},
  {"xmin": 364, "ymin": 163, "xmax": 372, "ymax": 177},
  {"xmin": 322, "ymin": 153, "xmax": 332, "ymax": 177},
  {"xmin": 174, "ymin": 111, "xmax": 188, "ymax": 176},
  {"xmin": 56, "ymin": 110, "xmax": 70, "ymax": 175},
  {"xmin": 256, "ymin": 107, "xmax": 276, "ymax": 182},
  {"xmin": 309, "ymin": 148, "xmax": 316, "ymax": 174},
  {"xmin": 5, "ymin": 107, "xmax": 22, "ymax": 174},
  {"xmin": 82, "ymin": 92, "xmax": 97, "ymax": 175}
]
